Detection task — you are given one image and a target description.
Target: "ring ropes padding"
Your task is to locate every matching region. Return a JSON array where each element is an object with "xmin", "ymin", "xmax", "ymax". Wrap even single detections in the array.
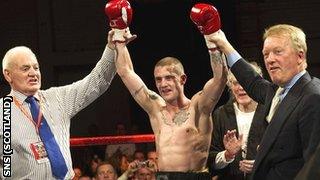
[{"xmin": 70, "ymin": 134, "xmax": 155, "ymax": 147}]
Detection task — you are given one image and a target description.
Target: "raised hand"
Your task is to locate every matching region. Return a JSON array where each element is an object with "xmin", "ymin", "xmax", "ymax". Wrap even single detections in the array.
[
  {"xmin": 207, "ymin": 30, "xmax": 236, "ymax": 56},
  {"xmin": 145, "ymin": 160, "xmax": 158, "ymax": 172},
  {"xmin": 109, "ymin": 29, "xmax": 137, "ymax": 50},
  {"xmin": 105, "ymin": 0, "xmax": 133, "ymax": 42},
  {"xmin": 223, "ymin": 129, "xmax": 243, "ymax": 160},
  {"xmin": 190, "ymin": 3, "xmax": 221, "ymax": 51}
]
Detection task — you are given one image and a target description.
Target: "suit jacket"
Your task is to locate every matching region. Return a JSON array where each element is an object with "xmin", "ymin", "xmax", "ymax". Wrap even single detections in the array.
[
  {"xmin": 208, "ymin": 98, "xmax": 268, "ymax": 180},
  {"xmin": 295, "ymin": 142, "xmax": 320, "ymax": 180},
  {"xmin": 231, "ymin": 59, "xmax": 320, "ymax": 180}
]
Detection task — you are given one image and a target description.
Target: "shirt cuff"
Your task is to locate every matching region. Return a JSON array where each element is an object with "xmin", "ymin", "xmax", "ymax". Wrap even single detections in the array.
[
  {"xmin": 214, "ymin": 150, "xmax": 235, "ymax": 169},
  {"xmin": 226, "ymin": 51, "xmax": 242, "ymax": 67},
  {"xmin": 102, "ymin": 45, "xmax": 116, "ymax": 63}
]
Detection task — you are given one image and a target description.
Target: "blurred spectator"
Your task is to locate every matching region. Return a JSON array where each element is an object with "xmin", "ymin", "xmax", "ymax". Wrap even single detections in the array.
[
  {"xmin": 119, "ymin": 154, "xmax": 130, "ymax": 176},
  {"xmin": 118, "ymin": 160, "xmax": 157, "ymax": 180},
  {"xmin": 95, "ymin": 161, "xmax": 118, "ymax": 180},
  {"xmin": 109, "ymin": 153, "xmax": 131, "ymax": 177},
  {"xmin": 89, "ymin": 155, "xmax": 103, "ymax": 178},
  {"xmin": 87, "ymin": 123, "xmax": 106, "ymax": 159},
  {"xmin": 147, "ymin": 150, "xmax": 158, "ymax": 168},
  {"xmin": 130, "ymin": 124, "xmax": 139, "ymax": 135},
  {"xmin": 133, "ymin": 150, "xmax": 145, "ymax": 162},
  {"xmin": 105, "ymin": 122, "xmax": 136, "ymax": 160},
  {"xmin": 134, "ymin": 167, "xmax": 155, "ymax": 180},
  {"xmin": 147, "ymin": 150, "xmax": 157, "ymax": 163},
  {"xmin": 116, "ymin": 123, "xmax": 126, "ymax": 135}
]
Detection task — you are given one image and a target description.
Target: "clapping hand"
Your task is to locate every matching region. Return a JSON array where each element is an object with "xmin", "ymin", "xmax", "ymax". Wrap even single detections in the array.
[{"xmin": 223, "ymin": 129, "xmax": 243, "ymax": 160}]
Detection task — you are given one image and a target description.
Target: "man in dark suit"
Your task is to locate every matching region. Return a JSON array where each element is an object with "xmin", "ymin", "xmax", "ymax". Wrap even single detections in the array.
[{"xmin": 207, "ymin": 24, "xmax": 320, "ymax": 180}]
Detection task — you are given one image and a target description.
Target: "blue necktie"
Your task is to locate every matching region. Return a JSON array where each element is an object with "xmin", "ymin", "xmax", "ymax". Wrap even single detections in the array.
[{"xmin": 26, "ymin": 96, "xmax": 68, "ymax": 179}]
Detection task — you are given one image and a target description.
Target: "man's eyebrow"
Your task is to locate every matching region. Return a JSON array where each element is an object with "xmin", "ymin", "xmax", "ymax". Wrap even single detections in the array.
[{"xmin": 20, "ymin": 65, "xmax": 31, "ymax": 68}]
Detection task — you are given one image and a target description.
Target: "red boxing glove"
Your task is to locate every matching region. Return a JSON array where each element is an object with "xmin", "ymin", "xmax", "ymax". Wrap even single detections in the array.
[
  {"xmin": 105, "ymin": 0, "xmax": 133, "ymax": 42},
  {"xmin": 190, "ymin": 3, "xmax": 221, "ymax": 51},
  {"xmin": 190, "ymin": 3, "xmax": 220, "ymax": 35},
  {"xmin": 105, "ymin": 0, "xmax": 132, "ymax": 29}
]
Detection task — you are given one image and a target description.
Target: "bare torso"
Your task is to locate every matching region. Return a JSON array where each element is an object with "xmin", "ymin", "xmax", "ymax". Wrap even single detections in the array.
[
  {"xmin": 114, "ymin": 40, "xmax": 226, "ymax": 173},
  {"xmin": 151, "ymin": 103, "xmax": 212, "ymax": 172}
]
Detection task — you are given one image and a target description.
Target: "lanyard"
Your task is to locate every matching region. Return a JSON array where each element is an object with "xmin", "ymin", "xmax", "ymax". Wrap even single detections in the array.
[{"xmin": 13, "ymin": 97, "xmax": 43, "ymax": 135}]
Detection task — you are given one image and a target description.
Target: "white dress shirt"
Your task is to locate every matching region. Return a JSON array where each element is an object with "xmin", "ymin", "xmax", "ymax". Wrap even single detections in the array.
[{"xmin": 215, "ymin": 103, "xmax": 255, "ymax": 169}]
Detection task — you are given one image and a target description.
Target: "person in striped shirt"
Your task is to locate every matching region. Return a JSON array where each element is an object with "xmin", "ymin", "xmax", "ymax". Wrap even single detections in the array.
[{"xmin": 0, "ymin": 31, "xmax": 117, "ymax": 179}]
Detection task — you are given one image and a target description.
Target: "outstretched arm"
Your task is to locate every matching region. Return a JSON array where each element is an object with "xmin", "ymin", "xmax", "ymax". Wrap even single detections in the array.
[
  {"xmin": 51, "ymin": 30, "xmax": 118, "ymax": 119},
  {"xmin": 114, "ymin": 42, "xmax": 163, "ymax": 115},
  {"xmin": 197, "ymin": 50, "xmax": 227, "ymax": 115}
]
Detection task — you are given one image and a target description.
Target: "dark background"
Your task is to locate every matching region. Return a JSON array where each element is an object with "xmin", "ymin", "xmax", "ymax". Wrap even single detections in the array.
[{"xmin": 1, "ymin": 0, "xmax": 320, "ymax": 137}]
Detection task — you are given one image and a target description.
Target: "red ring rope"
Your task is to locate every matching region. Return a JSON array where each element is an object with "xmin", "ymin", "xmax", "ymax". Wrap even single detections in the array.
[{"xmin": 70, "ymin": 134, "xmax": 155, "ymax": 147}]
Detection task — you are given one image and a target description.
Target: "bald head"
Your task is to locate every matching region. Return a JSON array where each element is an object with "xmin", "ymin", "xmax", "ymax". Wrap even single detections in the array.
[{"xmin": 2, "ymin": 46, "xmax": 37, "ymax": 72}]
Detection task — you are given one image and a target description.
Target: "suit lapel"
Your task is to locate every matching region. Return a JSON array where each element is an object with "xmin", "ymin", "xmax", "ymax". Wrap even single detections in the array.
[
  {"xmin": 225, "ymin": 100, "xmax": 239, "ymax": 132},
  {"xmin": 253, "ymin": 73, "xmax": 311, "ymax": 172}
]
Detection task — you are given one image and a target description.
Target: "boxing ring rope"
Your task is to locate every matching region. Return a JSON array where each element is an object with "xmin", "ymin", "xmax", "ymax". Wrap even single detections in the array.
[{"xmin": 70, "ymin": 134, "xmax": 155, "ymax": 147}]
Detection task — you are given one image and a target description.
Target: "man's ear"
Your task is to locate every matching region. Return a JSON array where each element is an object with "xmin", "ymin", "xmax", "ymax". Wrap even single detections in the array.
[
  {"xmin": 297, "ymin": 50, "xmax": 305, "ymax": 64},
  {"xmin": 180, "ymin": 74, "xmax": 187, "ymax": 85},
  {"xmin": 3, "ymin": 69, "xmax": 12, "ymax": 83}
]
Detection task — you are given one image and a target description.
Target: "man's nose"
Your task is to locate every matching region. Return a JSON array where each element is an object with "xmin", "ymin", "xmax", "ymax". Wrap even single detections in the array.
[
  {"xmin": 265, "ymin": 52, "xmax": 276, "ymax": 63},
  {"xmin": 159, "ymin": 80, "xmax": 168, "ymax": 87},
  {"xmin": 28, "ymin": 68, "xmax": 37, "ymax": 76},
  {"xmin": 238, "ymin": 85, "xmax": 244, "ymax": 91}
]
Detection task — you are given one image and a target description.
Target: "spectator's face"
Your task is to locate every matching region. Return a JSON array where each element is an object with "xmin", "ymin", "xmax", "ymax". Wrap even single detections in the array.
[
  {"xmin": 91, "ymin": 159, "xmax": 101, "ymax": 173},
  {"xmin": 154, "ymin": 65, "xmax": 185, "ymax": 103},
  {"xmin": 96, "ymin": 164, "xmax": 117, "ymax": 180},
  {"xmin": 135, "ymin": 168, "xmax": 154, "ymax": 180},
  {"xmin": 116, "ymin": 124, "xmax": 126, "ymax": 135},
  {"xmin": 134, "ymin": 152, "xmax": 145, "ymax": 162},
  {"xmin": 147, "ymin": 151, "xmax": 157, "ymax": 164},
  {"xmin": 230, "ymin": 79, "xmax": 253, "ymax": 106},
  {"xmin": 263, "ymin": 36, "xmax": 303, "ymax": 86},
  {"xmin": 4, "ymin": 51, "xmax": 41, "ymax": 96}
]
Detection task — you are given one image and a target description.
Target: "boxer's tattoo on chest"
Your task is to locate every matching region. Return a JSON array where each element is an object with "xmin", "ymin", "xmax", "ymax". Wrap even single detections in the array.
[
  {"xmin": 173, "ymin": 109, "xmax": 190, "ymax": 126},
  {"xmin": 162, "ymin": 109, "xmax": 190, "ymax": 126}
]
